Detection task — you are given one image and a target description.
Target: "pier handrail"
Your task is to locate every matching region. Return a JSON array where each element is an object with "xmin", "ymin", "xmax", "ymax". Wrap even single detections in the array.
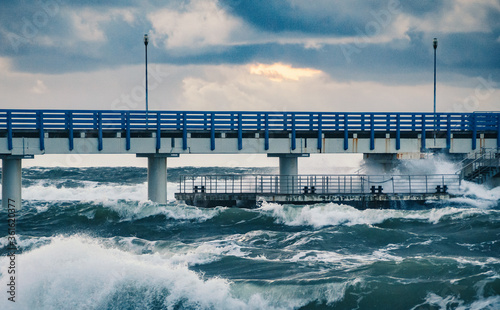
[
  {"xmin": 0, "ymin": 109, "xmax": 498, "ymax": 132},
  {"xmin": 1, "ymin": 109, "xmax": 498, "ymax": 152}
]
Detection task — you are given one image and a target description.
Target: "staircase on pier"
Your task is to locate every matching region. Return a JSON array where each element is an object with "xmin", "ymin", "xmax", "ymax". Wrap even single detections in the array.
[{"xmin": 458, "ymin": 148, "xmax": 500, "ymax": 184}]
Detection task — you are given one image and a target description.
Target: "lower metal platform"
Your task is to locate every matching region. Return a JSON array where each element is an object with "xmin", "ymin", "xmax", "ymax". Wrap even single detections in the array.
[{"xmin": 175, "ymin": 174, "xmax": 459, "ymax": 209}]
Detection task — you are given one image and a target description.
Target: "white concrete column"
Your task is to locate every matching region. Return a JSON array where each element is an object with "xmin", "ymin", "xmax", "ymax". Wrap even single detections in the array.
[
  {"xmin": 148, "ymin": 157, "xmax": 167, "ymax": 203},
  {"xmin": 2, "ymin": 158, "xmax": 22, "ymax": 210},
  {"xmin": 279, "ymin": 157, "xmax": 298, "ymax": 194}
]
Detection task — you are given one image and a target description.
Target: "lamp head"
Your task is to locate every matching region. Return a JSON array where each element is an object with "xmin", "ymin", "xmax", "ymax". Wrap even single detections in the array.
[
  {"xmin": 433, "ymin": 38, "xmax": 438, "ymax": 49},
  {"xmin": 144, "ymin": 34, "xmax": 149, "ymax": 46}
]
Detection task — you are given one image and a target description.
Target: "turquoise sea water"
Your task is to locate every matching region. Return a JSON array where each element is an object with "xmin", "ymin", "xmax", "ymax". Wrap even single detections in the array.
[{"xmin": 0, "ymin": 167, "xmax": 499, "ymax": 309}]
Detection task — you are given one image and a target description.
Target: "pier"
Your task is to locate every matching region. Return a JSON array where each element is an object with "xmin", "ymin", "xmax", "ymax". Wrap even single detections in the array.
[{"xmin": 0, "ymin": 109, "xmax": 499, "ymax": 209}]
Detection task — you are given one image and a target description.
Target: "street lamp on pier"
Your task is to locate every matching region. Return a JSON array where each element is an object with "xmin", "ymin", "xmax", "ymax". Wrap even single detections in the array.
[
  {"xmin": 144, "ymin": 34, "xmax": 149, "ymax": 128},
  {"xmin": 433, "ymin": 38, "xmax": 438, "ymax": 132}
]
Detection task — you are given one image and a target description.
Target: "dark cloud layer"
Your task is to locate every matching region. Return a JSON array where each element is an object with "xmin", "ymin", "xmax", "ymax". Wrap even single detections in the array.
[{"xmin": 0, "ymin": 0, "xmax": 498, "ymax": 85}]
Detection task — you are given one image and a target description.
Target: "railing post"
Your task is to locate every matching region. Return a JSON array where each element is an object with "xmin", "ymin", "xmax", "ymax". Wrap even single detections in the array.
[
  {"xmin": 344, "ymin": 114, "xmax": 348, "ymax": 150},
  {"xmin": 291, "ymin": 113, "xmax": 296, "ymax": 150},
  {"xmin": 370, "ymin": 113, "xmax": 375, "ymax": 150},
  {"xmin": 126, "ymin": 112, "xmax": 131, "ymax": 151},
  {"xmin": 67, "ymin": 111, "xmax": 74, "ymax": 151},
  {"xmin": 38, "ymin": 111, "xmax": 45, "ymax": 151},
  {"xmin": 471, "ymin": 113, "xmax": 477, "ymax": 150},
  {"xmin": 264, "ymin": 113, "xmax": 269, "ymax": 151},
  {"xmin": 421, "ymin": 114, "xmax": 426, "ymax": 151},
  {"xmin": 156, "ymin": 112, "xmax": 161, "ymax": 150},
  {"xmin": 396, "ymin": 114, "xmax": 401, "ymax": 150},
  {"xmin": 210, "ymin": 113, "xmax": 215, "ymax": 151},
  {"xmin": 446, "ymin": 114, "xmax": 451, "ymax": 149},
  {"xmin": 182, "ymin": 112, "xmax": 187, "ymax": 150},
  {"xmin": 7, "ymin": 111, "xmax": 12, "ymax": 150},
  {"xmin": 238, "ymin": 113, "xmax": 242, "ymax": 150},
  {"xmin": 317, "ymin": 113, "xmax": 322, "ymax": 150},
  {"xmin": 97, "ymin": 112, "xmax": 102, "ymax": 151}
]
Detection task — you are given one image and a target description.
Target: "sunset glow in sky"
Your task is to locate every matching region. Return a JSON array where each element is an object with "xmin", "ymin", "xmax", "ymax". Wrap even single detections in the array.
[{"xmin": 0, "ymin": 0, "xmax": 498, "ymax": 167}]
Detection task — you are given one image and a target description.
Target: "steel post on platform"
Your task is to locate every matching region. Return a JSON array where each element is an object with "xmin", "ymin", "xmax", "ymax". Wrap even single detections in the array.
[
  {"xmin": 268, "ymin": 153, "xmax": 309, "ymax": 194},
  {"xmin": 137, "ymin": 153, "xmax": 179, "ymax": 203},
  {"xmin": 1, "ymin": 156, "xmax": 33, "ymax": 210}
]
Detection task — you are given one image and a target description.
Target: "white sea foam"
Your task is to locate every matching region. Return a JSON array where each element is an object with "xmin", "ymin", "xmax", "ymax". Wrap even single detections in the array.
[
  {"xmin": 18, "ymin": 180, "xmax": 148, "ymax": 201},
  {"xmin": 369, "ymin": 154, "xmax": 500, "ymax": 209},
  {"xmin": 411, "ymin": 293, "xmax": 500, "ymax": 310},
  {"xmin": 395, "ymin": 154, "xmax": 461, "ymax": 175},
  {"xmin": 0, "ymin": 235, "xmax": 52, "ymax": 251},
  {"xmin": 100, "ymin": 200, "xmax": 223, "ymax": 222},
  {"xmin": 449, "ymin": 180, "xmax": 500, "ymax": 209},
  {"xmin": 288, "ymin": 248, "xmax": 403, "ymax": 271},
  {"xmin": 0, "ymin": 235, "xmax": 291, "ymax": 310},
  {"xmin": 167, "ymin": 241, "xmax": 249, "ymax": 266},
  {"xmin": 258, "ymin": 202, "xmax": 493, "ymax": 227},
  {"xmin": 1, "ymin": 180, "xmax": 178, "ymax": 202}
]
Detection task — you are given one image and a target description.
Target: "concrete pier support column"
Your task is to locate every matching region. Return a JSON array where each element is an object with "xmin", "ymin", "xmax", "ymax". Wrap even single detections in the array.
[
  {"xmin": 2, "ymin": 158, "xmax": 22, "ymax": 210},
  {"xmin": 363, "ymin": 153, "xmax": 398, "ymax": 174},
  {"xmin": 137, "ymin": 153, "xmax": 179, "ymax": 204},
  {"xmin": 268, "ymin": 153, "xmax": 309, "ymax": 194},
  {"xmin": 148, "ymin": 157, "xmax": 167, "ymax": 203},
  {"xmin": 279, "ymin": 157, "xmax": 298, "ymax": 194}
]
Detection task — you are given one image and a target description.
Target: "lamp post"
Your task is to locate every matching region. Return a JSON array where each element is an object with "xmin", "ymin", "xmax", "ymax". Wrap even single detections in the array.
[
  {"xmin": 144, "ymin": 34, "xmax": 149, "ymax": 128},
  {"xmin": 433, "ymin": 38, "xmax": 438, "ymax": 132}
]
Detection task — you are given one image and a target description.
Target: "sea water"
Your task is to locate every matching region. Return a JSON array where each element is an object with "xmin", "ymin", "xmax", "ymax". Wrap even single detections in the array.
[{"xmin": 0, "ymin": 166, "xmax": 499, "ymax": 309}]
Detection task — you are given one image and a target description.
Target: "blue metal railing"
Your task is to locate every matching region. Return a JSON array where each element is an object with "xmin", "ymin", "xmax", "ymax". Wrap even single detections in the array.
[{"xmin": 0, "ymin": 109, "xmax": 498, "ymax": 152}]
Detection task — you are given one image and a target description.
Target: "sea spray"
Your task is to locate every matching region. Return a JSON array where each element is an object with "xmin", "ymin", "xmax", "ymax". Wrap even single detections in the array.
[
  {"xmin": 257, "ymin": 202, "xmax": 495, "ymax": 227},
  {"xmin": 0, "ymin": 235, "xmax": 275, "ymax": 310}
]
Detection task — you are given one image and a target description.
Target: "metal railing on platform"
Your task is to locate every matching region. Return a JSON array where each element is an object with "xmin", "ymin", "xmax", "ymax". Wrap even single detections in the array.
[{"xmin": 178, "ymin": 174, "xmax": 460, "ymax": 195}]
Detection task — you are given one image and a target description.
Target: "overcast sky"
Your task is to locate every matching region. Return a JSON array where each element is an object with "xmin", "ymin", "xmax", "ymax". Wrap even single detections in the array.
[
  {"xmin": 1, "ymin": 0, "xmax": 499, "ymax": 167},
  {"xmin": 1, "ymin": 0, "xmax": 499, "ymax": 113}
]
